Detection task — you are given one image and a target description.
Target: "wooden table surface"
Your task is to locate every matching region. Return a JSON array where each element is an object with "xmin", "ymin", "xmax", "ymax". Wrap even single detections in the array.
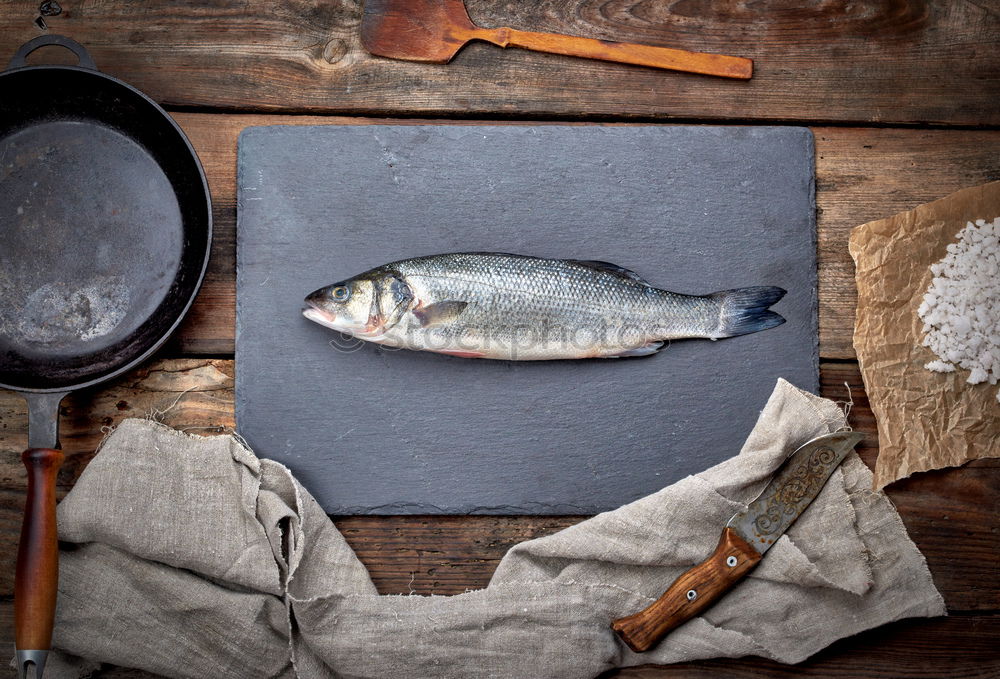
[{"xmin": 1, "ymin": 2, "xmax": 998, "ymax": 677}]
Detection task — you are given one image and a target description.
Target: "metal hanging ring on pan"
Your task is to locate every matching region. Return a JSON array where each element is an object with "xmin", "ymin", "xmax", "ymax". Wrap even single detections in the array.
[{"xmin": 7, "ymin": 34, "xmax": 98, "ymax": 70}]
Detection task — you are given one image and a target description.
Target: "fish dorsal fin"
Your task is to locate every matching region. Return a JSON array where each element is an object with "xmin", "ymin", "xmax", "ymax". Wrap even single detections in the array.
[
  {"xmin": 568, "ymin": 259, "xmax": 651, "ymax": 285},
  {"xmin": 413, "ymin": 300, "xmax": 469, "ymax": 328}
]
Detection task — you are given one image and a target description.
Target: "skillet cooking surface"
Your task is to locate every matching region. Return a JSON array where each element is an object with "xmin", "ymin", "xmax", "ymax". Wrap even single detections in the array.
[
  {"xmin": 0, "ymin": 66, "xmax": 210, "ymax": 391},
  {"xmin": 0, "ymin": 121, "xmax": 183, "ymax": 357}
]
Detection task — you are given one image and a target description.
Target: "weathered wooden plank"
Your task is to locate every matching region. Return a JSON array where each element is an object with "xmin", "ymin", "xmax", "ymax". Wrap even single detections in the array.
[
  {"xmin": 163, "ymin": 114, "xmax": 1000, "ymax": 358},
  {"xmin": 0, "ymin": 1, "xmax": 996, "ymax": 125},
  {"xmin": 1, "ymin": 360, "xmax": 996, "ymax": 611},
  {"xmin": 335, "ymin": 514, "xmax": 579, "ymax": 594},
  {"xmin": 0, "ymin": 359, "xmax": 235, "ymax": 493},
  {"xmin": 1, "ymin": 4, "xmax": 995, "ymax": 674},
  {"xmin": 0, "ymin": 602, "xmax": 995, "ymax": 679},
  {"xmin": 814, "ymin": 130, "xmax": 1000, "ymax": 358},
  {"xmin": 608, "ymin": 616, "xmax": 1000, "ymax": 679}
]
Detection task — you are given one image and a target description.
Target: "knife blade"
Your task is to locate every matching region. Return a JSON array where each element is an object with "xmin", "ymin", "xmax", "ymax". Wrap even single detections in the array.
[{"xmin": 611, "ymin": 430, "xmax": 865, "ymax": 653}]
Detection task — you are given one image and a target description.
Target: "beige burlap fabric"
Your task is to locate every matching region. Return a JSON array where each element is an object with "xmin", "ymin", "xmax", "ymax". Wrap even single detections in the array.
[{"xmin": 45, "ymin": 379, "xmax": 944, "ymax": 678}]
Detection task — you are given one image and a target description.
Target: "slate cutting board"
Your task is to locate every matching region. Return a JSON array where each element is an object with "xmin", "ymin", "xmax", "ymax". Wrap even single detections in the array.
[{"xmin": 236, "ymin": 125, "xmax": 817, "ymax": 514}]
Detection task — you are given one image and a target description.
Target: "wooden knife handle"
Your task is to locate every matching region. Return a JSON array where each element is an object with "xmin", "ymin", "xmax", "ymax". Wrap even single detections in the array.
[
  {"xmin": 15, "ymin": 448, "xmax": 64, "ymax": 652},
  {"xmin": 486, "ymin": 28, "xmax": 752, "ymax": 79},
  {"xmin": 611, "ymin": 527, "xmax": 762, "ymax": 652}
]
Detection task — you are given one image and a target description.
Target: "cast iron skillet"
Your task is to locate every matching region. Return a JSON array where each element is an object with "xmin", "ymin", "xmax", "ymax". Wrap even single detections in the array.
[{"xmin": 0, "ymin": 35, "xmax": 211, "ymax": 677}]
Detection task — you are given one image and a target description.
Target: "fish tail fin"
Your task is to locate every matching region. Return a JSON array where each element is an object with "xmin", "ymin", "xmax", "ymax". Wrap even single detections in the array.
[{"xmin": 708, "ymin": 286, "xmax": 786, "ymax": 339}]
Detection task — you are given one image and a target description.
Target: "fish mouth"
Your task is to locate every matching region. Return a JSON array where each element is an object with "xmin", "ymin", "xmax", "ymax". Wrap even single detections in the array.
[{"xmin": 302, "ymin": 306, "xmax": 362, "ymax": 334}]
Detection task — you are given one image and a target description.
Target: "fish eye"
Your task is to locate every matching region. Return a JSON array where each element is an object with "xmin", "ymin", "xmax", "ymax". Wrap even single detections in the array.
[{"xmin": 330, "ymin": 286, "xmax": 350, "ymax": 301}]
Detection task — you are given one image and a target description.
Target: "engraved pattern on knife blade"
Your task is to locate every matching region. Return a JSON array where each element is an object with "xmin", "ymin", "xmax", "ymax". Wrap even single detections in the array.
[
  {"xmin": 752, "ymin": 445, "xmax": 837, "ymax": 537},
  {"xmin": 728, "ymin": 432, "xmax": 863, "ymax": 554}
]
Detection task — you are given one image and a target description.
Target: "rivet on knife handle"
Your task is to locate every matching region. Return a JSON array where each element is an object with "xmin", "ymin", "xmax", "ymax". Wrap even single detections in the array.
[{"xmin": 611, "ymin": 527, "xmax": 761, "ymax": 652}]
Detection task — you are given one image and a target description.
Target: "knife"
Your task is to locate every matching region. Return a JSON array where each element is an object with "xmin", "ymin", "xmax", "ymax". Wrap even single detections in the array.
[{"xmin": 611, "ymin": 430, "xmax": 865, "ymax": 653}]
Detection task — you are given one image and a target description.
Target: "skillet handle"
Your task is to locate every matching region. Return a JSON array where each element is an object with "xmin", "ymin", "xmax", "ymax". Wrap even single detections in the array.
[
  {"xmin": 15, "ymin": 448, "xmax": 64, "ymax": 677},
  {"xmin": 7, "ymin": 34, "xmax": 97, "ymax": 71}
]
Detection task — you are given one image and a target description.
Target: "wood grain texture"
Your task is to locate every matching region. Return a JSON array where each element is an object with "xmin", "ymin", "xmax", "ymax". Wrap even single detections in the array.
[
  {"xmin": 14, "ymin": 448, "xmax": 62, "ymax": 651},
  {"xmin": 0, "ymin": 359, "xmax": 234, "ymax": 494},
  {"xmin": 608, "ymin": 616, "xmax": 1000, "ymax": 679},
  {"xmin": 612, "ymin": 527, "xmax": 762, "ymax": 652},
  {"xmin": 814, "ymin": 129, "xmax": 1000, "ymax": 358},
  {"xmin": 496, "ymin": 27, "xmax": 752, "ymax": 78},
  {"xmin": 360, "ymin": 0, "xmax": 752, "ymax": 78},
  {"xmin": 2, "ymin": 3, "xmax": 998, "ymax": 671},
  {"xmin": 163, "ymin": 114, "xmax": 1000, "ymax": 359},
  {"xmin": 0, "ymin": 360, "xmax": 995, "ymax": 612},
  {"xmin": 0, "ymin": 1, "xmax": 996, "ymax": 124},
  {"xmin": 334, "ymin": 513, "xmax": 579, "ymax": 594}
]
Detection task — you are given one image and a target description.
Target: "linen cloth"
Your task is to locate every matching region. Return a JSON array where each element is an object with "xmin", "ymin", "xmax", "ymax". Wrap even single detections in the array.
[{"xmin": 45, "ymin": 379, "xmax": 944, "ymax": 678}]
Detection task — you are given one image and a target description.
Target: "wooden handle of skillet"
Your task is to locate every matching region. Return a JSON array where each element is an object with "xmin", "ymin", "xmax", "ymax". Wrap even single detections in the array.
[
  {"xmin": 611, "ymin": 527, "xmax": 762, "ymax": 652},
  {"xmin": 485, "ymin": 28, "xmax": 752, "ymax": 79},
  {"xmin": 15, "ymin": 448, "xmax": 64, "ymax": 652}
]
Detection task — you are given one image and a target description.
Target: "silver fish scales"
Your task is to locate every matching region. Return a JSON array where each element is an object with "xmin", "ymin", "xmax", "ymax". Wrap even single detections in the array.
[{"xmin": 303, "ymin": 253, "xmax": 786, "ymax": 360}]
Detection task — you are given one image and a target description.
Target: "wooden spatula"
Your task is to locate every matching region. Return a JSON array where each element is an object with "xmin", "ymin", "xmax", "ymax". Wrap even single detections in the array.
[{"xmin": 361, "ymin": 0, "xmax": 752, "ymax": 79}]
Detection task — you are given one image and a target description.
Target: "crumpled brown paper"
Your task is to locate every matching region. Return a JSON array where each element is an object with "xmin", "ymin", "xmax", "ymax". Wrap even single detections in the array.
[{"xmin": 849, "ymin": 181, "xmax": 1000, "ymax": 489}]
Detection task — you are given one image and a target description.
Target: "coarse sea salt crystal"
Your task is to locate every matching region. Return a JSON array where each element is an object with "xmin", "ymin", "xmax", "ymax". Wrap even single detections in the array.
[
  {"xmin": 917, "ymin": 217, "xmax": 1000, "ymax": 403},
  {"xmin": 924, "ymin": 360, "xmax": 956, "ymax": 373}
]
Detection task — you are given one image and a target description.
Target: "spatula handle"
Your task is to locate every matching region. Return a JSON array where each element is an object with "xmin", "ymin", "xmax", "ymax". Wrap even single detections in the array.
[
  {"xmin": 487, "ymin": 28, "xmax": 752, "ymax": 79},
  {"xmin": 15, "ymin": 448, "xmax": 64, "ymax": 655},
  {"xmin": 611, "ymin": 527, "xmax": 762, "ymax": 652}
]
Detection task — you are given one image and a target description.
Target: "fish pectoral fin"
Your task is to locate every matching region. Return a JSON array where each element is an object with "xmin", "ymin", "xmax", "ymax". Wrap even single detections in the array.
[
  {"xmin": 608, "ymin": 341, "xmax": 666, "ymax": 358},
  {"xmin": 412, "ymin": 300, "xmax": 469, "ymax": 328}
]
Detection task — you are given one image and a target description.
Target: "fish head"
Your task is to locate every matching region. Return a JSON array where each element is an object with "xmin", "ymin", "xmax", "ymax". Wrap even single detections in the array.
[
  {"xmin": 303, "ymin": 276, "xmax": 380, "ymax": 336},
  {"xmin": 303, "ymin": 269, "xmax": 414, "ymax": 337}
]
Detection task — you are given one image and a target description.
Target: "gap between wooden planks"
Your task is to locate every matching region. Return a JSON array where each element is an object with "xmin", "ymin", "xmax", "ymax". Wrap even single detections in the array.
[
  {"xmin": 159, "ymin": 114, "xmax": 1000, "ymax": 359},
  {"xmin": 0, "ymin": 359, "xmax": 996, "ymax": 613}
]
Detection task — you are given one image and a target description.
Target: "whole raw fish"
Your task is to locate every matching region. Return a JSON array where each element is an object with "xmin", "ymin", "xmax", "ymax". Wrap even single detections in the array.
[{"xmin": 303, "ymin": 253, "xmax": 785, "ymax": 360}]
